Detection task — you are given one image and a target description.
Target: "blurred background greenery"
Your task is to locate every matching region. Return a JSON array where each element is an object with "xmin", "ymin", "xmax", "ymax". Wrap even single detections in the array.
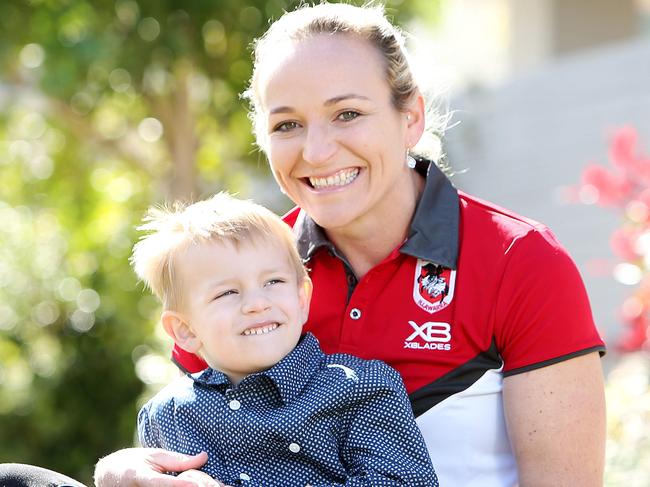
[
  {"xmin": 2, "ymin": 1, "xmax": 650, "ymax": 486},
  {"xmin": 0, "ymin": 0, "xmax": 437, "ymax": 483}
]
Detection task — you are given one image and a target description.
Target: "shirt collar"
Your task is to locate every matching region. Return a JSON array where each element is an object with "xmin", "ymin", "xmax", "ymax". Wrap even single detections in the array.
[
  {"xmin": 190, "ymin": 366, "xmax": 230, "ymax": 389},
  {"xmin": 188, "ymin": 333, "xmax": 324, "ymax": 404},
  {"xmin": 294, "ymin": 159, "xmax": 459, "ymax": 269},
  {"xmin": 262, "ymin": 332, "xmax": 324, "ymax": 404},
  {"xmin": 294, "ymin": 210, "xmax": 335, "ymax": 262}
]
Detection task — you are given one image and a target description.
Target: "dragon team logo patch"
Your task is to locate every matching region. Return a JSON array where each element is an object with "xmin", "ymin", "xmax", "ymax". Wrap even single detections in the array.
[{"xmin": 413, "ymin": 260, "xmax": 455, "ymax": 313}]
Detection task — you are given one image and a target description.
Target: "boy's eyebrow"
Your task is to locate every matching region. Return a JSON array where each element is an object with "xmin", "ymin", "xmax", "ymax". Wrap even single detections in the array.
[
  {"xmin": 202, "ymin": 268, "xmax": 292, "ymax": 288},
  {"xmin": 268, "ymin": 94, "xmax": 370, "ymax": 115},
  {"xmin": 259, "ymin": 267, "xmax": 294, "ymax": 276}
]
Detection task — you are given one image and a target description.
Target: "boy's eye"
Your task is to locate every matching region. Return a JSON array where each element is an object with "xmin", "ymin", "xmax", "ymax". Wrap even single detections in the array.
[
  {"xmin": 272, "ymin": 121, "xmax": 299, "ymax": 133},
  {"xmin": 336, "ymin": 110, "xmax": 360, "ymax": 122},
  {"xmin": 266, "ymin": 278, "xmax": 286, "ymax": 286},
  {"xmin": 215, "ymin": 289, "xmax": 237, "ymax": 300}
]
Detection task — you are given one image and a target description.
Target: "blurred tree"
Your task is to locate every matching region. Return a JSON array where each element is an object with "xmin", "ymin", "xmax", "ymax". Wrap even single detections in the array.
[{"xmin": 0, "ymin": 0, "xmax": 439, "ymax": 482}]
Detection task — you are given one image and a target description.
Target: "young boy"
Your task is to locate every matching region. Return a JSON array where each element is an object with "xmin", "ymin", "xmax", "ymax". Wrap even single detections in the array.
[{"xmin": 131, "ymin": 193, "xmax": 438, "ymax": 486}]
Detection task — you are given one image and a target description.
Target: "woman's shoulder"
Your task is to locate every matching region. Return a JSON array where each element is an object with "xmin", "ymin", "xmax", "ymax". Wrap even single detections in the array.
[
  {"xmin": 458, "ymin": 190, "xmax": 548, "ymax": 233},
  {"xmin": 457, "ymin": 190, "xmax": 565, "ymax": 248}
]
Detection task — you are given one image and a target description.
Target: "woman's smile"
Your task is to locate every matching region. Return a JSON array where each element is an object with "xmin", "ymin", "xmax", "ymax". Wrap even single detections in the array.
[{"xmin": 306, "ymin": 167, "xmax": 360, "ymax": 191}]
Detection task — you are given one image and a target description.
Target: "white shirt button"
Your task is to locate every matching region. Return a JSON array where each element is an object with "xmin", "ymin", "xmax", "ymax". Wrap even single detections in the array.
[
  {"xmin": 350, "ymin": 308, "xmax": 362, "ymax": 320},
  {"xmin": 228, "ymin": 399, "xmax": 241, "ymax": 411},
  {"xmin": 239, "ymin": 472, "xmax": 251, "ymax": 481},
  {"xmin": 289, "ymin": 442, "xmax": 301, "ymax": 453}
]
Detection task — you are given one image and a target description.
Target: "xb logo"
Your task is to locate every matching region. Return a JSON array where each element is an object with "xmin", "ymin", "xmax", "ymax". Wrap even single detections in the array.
[{"xmin": 406, "ymin": 321, "xmax": 451, "ymax": 343}]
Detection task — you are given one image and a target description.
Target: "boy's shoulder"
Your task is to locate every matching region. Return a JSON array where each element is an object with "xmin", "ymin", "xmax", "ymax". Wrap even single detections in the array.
[
  {"xmin": 140, "ymin": 375, "xmax": 197, "ymax": 413},
  {"xmin": 317, "ymin": 351, "xmax": 404, "ymax": 391},
  {"xmin": 292, "ymin": 334, "xmax": 404, "ymax": 391}
]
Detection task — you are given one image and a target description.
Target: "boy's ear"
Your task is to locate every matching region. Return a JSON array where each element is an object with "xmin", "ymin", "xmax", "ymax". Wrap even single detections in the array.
[
  {"xmin": 298, "ymin": 277, "xmax": 313, "ymax": 325},
  {"xmin": 161, "ymin": 310, "xmax": 202, "ymax": 354}
]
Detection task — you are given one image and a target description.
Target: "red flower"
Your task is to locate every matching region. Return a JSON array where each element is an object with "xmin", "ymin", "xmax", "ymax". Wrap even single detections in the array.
[
  {"xmin": 609, "ymin": 227, "xmax": 643, "ymax": 262},
  {"xmin": 581, "ymin": 164, "xmax": 632, "ymax": 206},
  {"xmin": 609, "ymin": 126, "xmax": 638, "ymax": 172},
  {"xmin": 617, "ymin": 314, "xmax": 649, "ymax": 352},
  {"xmin": 609, "ymin": 126, "xmax": 650, "ymax": 185},
  {"xmin": 577, "ymin": 126, "xmax": 650, "ymax": 354}
]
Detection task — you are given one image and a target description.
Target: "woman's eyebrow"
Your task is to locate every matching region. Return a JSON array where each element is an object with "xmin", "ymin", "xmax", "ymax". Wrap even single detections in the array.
[
  {"xmin": 324, "ymin": 94, "xmax": 370, "ymax": 106},
  {"xmin": 269, "ymin": 94, "xmax": 371, "ymax": 115},
  {"xmin": 269, "ymin": 105, "xmax": 294, "ymax": 115}
]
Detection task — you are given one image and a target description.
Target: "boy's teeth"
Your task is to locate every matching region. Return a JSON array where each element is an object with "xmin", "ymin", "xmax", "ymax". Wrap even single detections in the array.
[
  {"xmin": 309, "ymin": 168, "xmax": 359, "ymax": 189},
  {"xmin": 243, "ymin": 323, "xmax": 278, "ymax": 336}
]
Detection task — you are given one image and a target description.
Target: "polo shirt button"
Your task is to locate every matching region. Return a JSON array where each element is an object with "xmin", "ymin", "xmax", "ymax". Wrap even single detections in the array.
[
  {"xmin": 239, "ymin": 472, "xmax": 251, "ymax": 481},
  {"xmin": 229, "ymin": 399, "xmax": 241, "ymax": 411},
  {"xmin": 350, "ymin": 308, "xmax": 361, "ymax": 320},
  {"xmin": 289, "ymin": 442, "xmax": 301, "ymax": 453}
]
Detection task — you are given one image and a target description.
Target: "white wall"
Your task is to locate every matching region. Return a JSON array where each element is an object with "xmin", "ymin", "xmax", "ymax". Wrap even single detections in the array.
[{"xmin": 445, "ymin": 39, "xmax": 650, "ymax": 354}]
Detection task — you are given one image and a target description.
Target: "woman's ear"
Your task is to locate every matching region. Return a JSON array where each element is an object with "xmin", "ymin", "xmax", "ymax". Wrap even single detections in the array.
[
  {"xmin": 298, "ymin": 277, "xmax": 313, "ymax": 326},
  {"xmin": 161, "ymin": 310, "xmax": 202, "ymax": 354},
  {"xmin": 404, "ymin": 91, "xmax": 426, "ymax": 149}
]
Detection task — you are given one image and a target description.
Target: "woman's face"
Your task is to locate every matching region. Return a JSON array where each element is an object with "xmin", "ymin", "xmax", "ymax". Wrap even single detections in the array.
[{"xmin": 258, "ymin": 34, "xmax": 423, "ymax": 232}]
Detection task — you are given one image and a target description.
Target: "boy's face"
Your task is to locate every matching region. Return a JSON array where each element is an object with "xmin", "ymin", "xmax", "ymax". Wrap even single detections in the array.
[{"xmin": 169, "ymin": 238, "xmax": 311, "ymax": 384}]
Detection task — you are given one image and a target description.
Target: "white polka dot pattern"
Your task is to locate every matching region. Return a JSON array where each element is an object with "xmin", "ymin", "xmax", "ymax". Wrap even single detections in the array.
[{"xmin": 138, "ymin": 333, "xmax": 438, "ymax": 486}]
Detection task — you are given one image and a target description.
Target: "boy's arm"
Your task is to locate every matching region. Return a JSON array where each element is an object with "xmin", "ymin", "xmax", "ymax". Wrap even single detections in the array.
[
  {"xmin": 137, "ymin": 403, "xmax": 158, "ymax": 448},
  {"xmin": 317, "ymin": 361, "xmax": 438, "ymax": 487},
  {"xmin": 95, "ymin": 402, "xmax": 223, "ymax": 487}
]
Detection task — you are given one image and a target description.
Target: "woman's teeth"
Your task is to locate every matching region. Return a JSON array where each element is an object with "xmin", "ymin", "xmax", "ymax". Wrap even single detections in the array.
[
  {"xmin": 243, "ymin": 323, "xmax": 279, "ymax": 336},
  {"xmin": 309, "ymin": 168, "xmax": 359, "ymax": 189}
]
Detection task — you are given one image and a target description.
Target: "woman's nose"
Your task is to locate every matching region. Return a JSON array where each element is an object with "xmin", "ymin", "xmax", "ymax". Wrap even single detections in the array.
[{"xmin": 302, "ymin": 123, "xmax": 336, "ymax": 166}]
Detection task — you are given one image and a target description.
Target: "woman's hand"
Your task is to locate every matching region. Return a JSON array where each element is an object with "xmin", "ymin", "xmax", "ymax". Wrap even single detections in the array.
[
  {"xmin": 178, "ymin": 469, "xmax": 232, "ymax": 487},
  {"xmin": 94, "ymin": 448, "xmax": 222, "ymax": 487}
]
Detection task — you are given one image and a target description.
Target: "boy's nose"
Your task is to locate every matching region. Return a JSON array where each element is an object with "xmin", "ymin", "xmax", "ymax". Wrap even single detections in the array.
[{"xmin": 241, "ymin": 290, "xmax": 271, "ymax": 314}]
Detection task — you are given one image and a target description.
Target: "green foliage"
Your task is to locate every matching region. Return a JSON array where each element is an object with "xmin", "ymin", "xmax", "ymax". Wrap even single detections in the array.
[{"xmin": 0, "ymin": 0, "xmax": 437, "ymax": 482}]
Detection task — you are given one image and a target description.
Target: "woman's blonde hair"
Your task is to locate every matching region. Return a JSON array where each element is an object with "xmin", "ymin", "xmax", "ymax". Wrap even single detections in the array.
[
  {"xmin": 243, "ymin": 1, "xmax": 445, "ymax": 162},
  {"xmin": 131, "ymin": 192, "xmax": 307, "ymax": 311}
]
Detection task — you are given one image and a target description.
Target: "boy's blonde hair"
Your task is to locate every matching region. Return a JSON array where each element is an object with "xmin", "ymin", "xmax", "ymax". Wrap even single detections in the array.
[{"xmin": 131, "ymin": 192, "xmax": 307, "ymax": 310}]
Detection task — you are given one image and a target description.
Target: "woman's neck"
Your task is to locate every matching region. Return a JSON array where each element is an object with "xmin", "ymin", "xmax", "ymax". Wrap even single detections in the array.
[{"xmin": 326, "ymin": 170, "xmax": 425, "ymax": 278}]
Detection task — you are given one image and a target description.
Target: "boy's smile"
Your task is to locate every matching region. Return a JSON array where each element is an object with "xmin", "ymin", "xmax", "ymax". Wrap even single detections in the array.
[
  {"xmin": 242, "ymin": 321, "xmax": 279, "ymax": 336},
  {"xmin": 166, "ymin": 238, "xmax": 312, "ymax": 385}
]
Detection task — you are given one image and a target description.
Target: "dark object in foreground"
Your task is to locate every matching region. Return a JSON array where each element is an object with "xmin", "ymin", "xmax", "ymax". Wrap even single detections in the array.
[{"xmin": 0, "ymin": 464, "xmax": 87, "ymax": 487}]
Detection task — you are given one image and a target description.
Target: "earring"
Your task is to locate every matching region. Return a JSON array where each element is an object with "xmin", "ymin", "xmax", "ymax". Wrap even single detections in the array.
[{"xmin": 406, "ymin": 150, "xmax": 417, "ymax": 169}]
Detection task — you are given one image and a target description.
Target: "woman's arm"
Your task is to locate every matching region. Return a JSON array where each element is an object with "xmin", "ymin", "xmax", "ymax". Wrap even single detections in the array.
[
  {"xmin": 94, "ymin": 449, "xmax": 222, "ymax": 487},
  {"xmin": 503, "ymin": 352, "xmax": 606, "ymax": 487}
]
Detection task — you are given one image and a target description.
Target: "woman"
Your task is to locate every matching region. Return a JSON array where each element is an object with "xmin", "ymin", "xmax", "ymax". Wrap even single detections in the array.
[{"xmin": 9, "ymin": 3, "xmax": 607, "ymax": 486}]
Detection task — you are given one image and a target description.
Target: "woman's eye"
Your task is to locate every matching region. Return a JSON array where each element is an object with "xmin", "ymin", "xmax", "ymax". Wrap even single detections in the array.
[
  {"xmin": 272, "ymin": 121, "xmax": 299, "ymax": 133},
  {"xmin": 337, "ymin": 110, "xmax": 360, "ymax": 122}
]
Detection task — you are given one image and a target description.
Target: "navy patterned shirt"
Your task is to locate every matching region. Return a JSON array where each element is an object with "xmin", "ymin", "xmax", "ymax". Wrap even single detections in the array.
[{"xmin": 138, "ymin": 333, "xmax": 438, "ymax": 486}]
